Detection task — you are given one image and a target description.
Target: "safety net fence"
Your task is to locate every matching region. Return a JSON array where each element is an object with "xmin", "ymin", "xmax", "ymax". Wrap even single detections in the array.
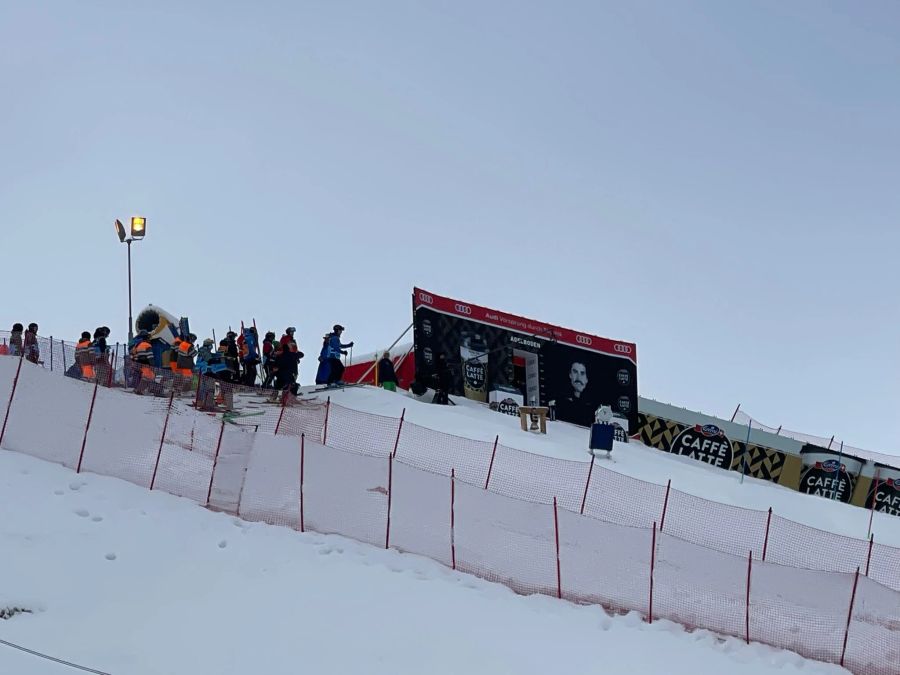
[{"xmin": 0, "ymin": 355, "xmax": 898, "ymax": 673}]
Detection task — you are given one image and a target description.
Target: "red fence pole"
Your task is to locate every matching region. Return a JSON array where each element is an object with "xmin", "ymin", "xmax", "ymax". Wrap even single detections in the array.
[
  {"xmin": 150, "ymin": 393, "xmax": 175, "ymax": 490},
  {"xmin": 579, "ymin": 457, "xmax": 595, "ymax": 515},
  {"xmin": 323, "ymin": 396, "xmax": 331, "ymax": 445},
  {"xmin": 745, "ymin": 550, "xmax": 752, "ymax": 644},
  {"xmin": 75, "ymin": 381, "xmax": 99, "ymax": 473},
  {"xmin": 659, "ymin": 479, "xmax": 672, "ymax": 531},
  {"xmin": 0, "ymin": 355, "xmax": 24, "ymax": 447},
  {"xmin": 864, "ymin": 535, "xmax": 874, "ymax": 577},
  {"xmin": 762, "ymin": 507, "xmax": 773, "ymax": 561},
  {"xmin": 299, "ymin": 434, "xmax": 306, "ymax": 532},
  {"xmin": 274, "ymin": 400, "xmax": 286, "ymax": 435},
  {"xmin": 649, "ymin": 521, "xmax": 657, "ymax": 624},
  {"xmin": 384, "ymin": 453, "xmax": 394, "ymax": 549},
  {"xmin": 484, "ymin": 435, "xmax": 499, "ymax": 490},
  {"xmin": 450, "ymin": 468, "xmax": 457, "ymax": 571},
  {"xmin": 553, "ymin": 496, "xmax": 562, "ymax": 600},
  {"xmin": 391, "ymin": 408, "xmax": 406, "ymax": 458},
  {"xmin": 205, "ymin": 420, "xmax": 226, "ymax": 507},
  {"xmin": 840, "ymin": 568, "xmax": 860, "ymax": 668}
]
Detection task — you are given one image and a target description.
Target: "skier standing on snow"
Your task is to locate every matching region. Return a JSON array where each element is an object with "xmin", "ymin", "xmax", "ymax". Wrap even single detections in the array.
[
  {"xmin": 24, "ymin": 323, "xmax": 40, "ymax": 364},
  {"xmin": 325, "ymin": 324, "xmax": 353, "ymax": 386}
]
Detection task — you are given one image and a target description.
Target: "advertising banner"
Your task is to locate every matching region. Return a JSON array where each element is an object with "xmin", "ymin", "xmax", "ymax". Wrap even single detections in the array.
[
  {"xmin": 863, "ymin": 464, "xmax": 900, "ymax": 516},
  {"xmin": 798, "ymin": 445, "xmax": 864, "ymax": 504},
  {"xmin": 636, "ymin": 411, "xmax": 802, "ymax": 486},
  {"xmin": 412, "ymin": 288, "xmax": 638, "ymax": 431}
]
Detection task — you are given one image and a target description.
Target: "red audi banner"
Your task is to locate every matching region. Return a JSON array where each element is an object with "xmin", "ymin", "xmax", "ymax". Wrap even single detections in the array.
[{"xmin": 413, "ymin": 288, "xmax": 637, "ymax": 364}]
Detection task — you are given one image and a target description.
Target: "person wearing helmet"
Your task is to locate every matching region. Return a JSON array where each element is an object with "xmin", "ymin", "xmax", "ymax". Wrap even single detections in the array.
[
  {"xmin": 92, "ymin": 327, "xmax": 112, "ymax": 385},
  {"xmin": 9, "ymin": 323, "xmax": 24, "ymax": 357},
  {"xmin": 280, "ymin": 327, "xmax": 297, "ymax": 348},
  {"xmin": 24, "ymin": 323, "xmax": 40, "ymax": 364},
  {"xmin": 175, "ymin": 333, "xmax": 198, "ymax": 391},
  {"xmin": 75, "ymin": 331, "xmax": 96, "ymax": 381},
  {"xmin": 131, "ymin": 330, "xmax": 156, "ymax": 395},
  {"xmin": 325, "ymin": 324, "xmax": 353, "ymax": 386}
]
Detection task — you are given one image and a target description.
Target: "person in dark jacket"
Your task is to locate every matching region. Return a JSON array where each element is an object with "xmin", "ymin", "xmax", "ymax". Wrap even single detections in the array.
[
  {"xmin": 24, "ymin": 323, "xmax": 40, "ymax": 364},
  {"xmin": 262, "ymin": 332, "xmax": 277, "ymax": 388},
  {"xmin": 377, "ymin": 352, "xmax": 399, "ymax": 392},
  {"xmin": 325, "ymin": 324, "xmax": 353, "ymax": 385},
  {"xmin": 315, "ymin": 334, "xmax": 331, "ymax": 385},
  {"xmin": 222, "ymin": 331, "xmax": 240, "ymax": 380},
  {"xmin": 274, "ymin": 341, "xmax": 304, "ymax": 395},
  {"xmin": 9, "ymin": 323, "xmax": 24, "ymax": 357},
  {"xmin": 92, "ymin": 327, "xmax": 112, "ymax": 385},
  {"xmin": 432, "ymin": 353, "xmax": 451, "ymax": 404}
]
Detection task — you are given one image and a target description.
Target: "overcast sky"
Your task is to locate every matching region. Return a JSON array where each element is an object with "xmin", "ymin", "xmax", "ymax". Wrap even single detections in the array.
[{"xmin": 1, "ymin": 1, "xmax": 898, "ymax": 454}]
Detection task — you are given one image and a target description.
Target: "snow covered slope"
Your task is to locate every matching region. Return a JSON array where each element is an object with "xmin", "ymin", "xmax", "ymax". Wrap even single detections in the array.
[
  {"xmin": 316, "ymin": 385, "xmax": 900, "ymax": 546},
  {"xmin": 0, "ymin": 451, "xmax": 846, "ymax": 675}
]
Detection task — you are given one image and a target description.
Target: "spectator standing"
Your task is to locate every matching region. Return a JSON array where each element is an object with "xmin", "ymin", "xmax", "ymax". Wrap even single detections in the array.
[
  {"xmin": 130, "ymin": 330, "xmax": 155, "ymax": 395},
  {"xmin": 262, "ymin": 332, "xmax": 277, "ymax": 388},
  {"xmin": 280, "ymin": 327, "xmax": 297, "ymax": 348},
  {"xmin": 24, "ymin": 323, "xmax": 40, "ymax": 364},
  {"xmin": 9, "ymin": 323, "xmax": 24, "ymax": 357},
  {"xmin": 92, "ymin": 327, "xmax": 111, "ymax": 385},
  {"xmin": 275, "ymin": 340, "xmax": 304, "ymax": 395},
  {"xmin": 315, "ymin": 334, "xmax": 330, "ymax": 385},
  {"xmin": 377, "ymin": 352, "xmax": 399, "ymax": 392},
  {"xmin": 75, "ymin": 331, "xmax": 96, "ymax": 381}
]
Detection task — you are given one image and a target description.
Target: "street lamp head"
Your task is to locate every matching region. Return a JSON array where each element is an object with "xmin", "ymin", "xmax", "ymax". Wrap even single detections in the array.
[
  {"xmin": 115, "ymin": 219, "xmax": 127, "ymax": 243},
  {"xmin": 130, "ymin": 216, "xmax": 147, "ymax": 240}
]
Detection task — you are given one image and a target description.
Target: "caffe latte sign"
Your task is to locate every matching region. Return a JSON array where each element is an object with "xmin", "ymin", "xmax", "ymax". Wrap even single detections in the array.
[{"xmin": 669, "ymin": 424, "xmax": 734, "ymax": 468}]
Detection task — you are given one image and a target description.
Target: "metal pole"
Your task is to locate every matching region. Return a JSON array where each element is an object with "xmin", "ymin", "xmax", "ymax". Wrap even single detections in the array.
[
  {"xmin": 127, "ymin": 239, "xmax": 134, "ymax": 342},
  {"xmin": 740, "ymin": 419, "xmax": 752, "ymax": 484}
]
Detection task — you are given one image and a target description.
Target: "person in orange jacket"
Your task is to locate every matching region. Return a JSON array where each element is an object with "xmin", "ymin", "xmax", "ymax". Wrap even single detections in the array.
[
  {"xmin": 75, "ymin": 332, "xmax": 96, "ymax": 381},
  {"xmin": 176, "ymin": 334, "xmax": 198, "ymax": 390},
  {"xmin": 130, "ymin": 330, "xmax": 155, "ymax": 395}
]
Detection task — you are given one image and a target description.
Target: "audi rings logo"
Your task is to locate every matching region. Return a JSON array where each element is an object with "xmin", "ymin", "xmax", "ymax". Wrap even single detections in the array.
[
  {"xmin": 454, "ymin": 303, "xmax": 472, "ymax": 315},
  {"xmin": 575, "ymin": 335, "xmax": 593, "ymax": 346},
  {"xmin": 614, "ymin": 343, "xmax": 633, "ymax": 355},
  {"xmin": 418, "ymin": 292, "xmax": 434, "ymax": 305}
]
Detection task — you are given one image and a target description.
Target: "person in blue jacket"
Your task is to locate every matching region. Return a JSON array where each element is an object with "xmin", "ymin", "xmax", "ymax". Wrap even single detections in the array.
[
  {"xmin": 325, "ymin": 324, "xmax": 354, "ymax": 385},
  {"xmin": 315, "ymin": 334, "xmax": 331, "ymax": 385}
]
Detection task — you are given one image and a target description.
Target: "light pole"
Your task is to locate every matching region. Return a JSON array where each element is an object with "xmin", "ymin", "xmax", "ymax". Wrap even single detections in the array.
[{"xmin": 115, "ymin": 217, "xmax": 147, "ymax": 342}]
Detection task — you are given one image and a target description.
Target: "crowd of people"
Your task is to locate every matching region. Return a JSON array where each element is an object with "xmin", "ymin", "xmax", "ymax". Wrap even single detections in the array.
[
  {"xmin": 0, "ymin": 323, "xmax": 42, "ymax": 364},
  {"xmin": 4, "ymin": 320, "xmax": 408, "ymax": 403}
]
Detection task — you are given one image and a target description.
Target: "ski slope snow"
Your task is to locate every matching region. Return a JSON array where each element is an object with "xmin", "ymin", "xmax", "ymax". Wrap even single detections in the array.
[
  {"xmin": 0, "ymin": 450, "xmax": 847, "ymax": 675},
  {"xmin": 309, "ymin": 385, "xmax": 900, "ymax": 547}
]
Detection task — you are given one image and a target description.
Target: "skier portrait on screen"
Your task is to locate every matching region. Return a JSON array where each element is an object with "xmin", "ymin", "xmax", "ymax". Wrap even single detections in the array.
[{"xmin": 555, "ymin": 360, "xmax": 596, "ymax": 427}]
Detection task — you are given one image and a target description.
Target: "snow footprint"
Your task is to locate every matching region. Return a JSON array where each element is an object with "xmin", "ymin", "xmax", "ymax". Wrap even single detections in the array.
[
  {"xmin": 105, "ymin": 553, "xmax": 117, "ymax": 561},
  {"xmin": 218, "ymin": 540, "xmax": 228, "ymax": 549},
  {"xmin": 91, "ymin": 516, "xmax": 103, "ymax": 523},
  {"xmin": 74, "ymin": 509, "xmax": 90, "ymax": 518}
]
